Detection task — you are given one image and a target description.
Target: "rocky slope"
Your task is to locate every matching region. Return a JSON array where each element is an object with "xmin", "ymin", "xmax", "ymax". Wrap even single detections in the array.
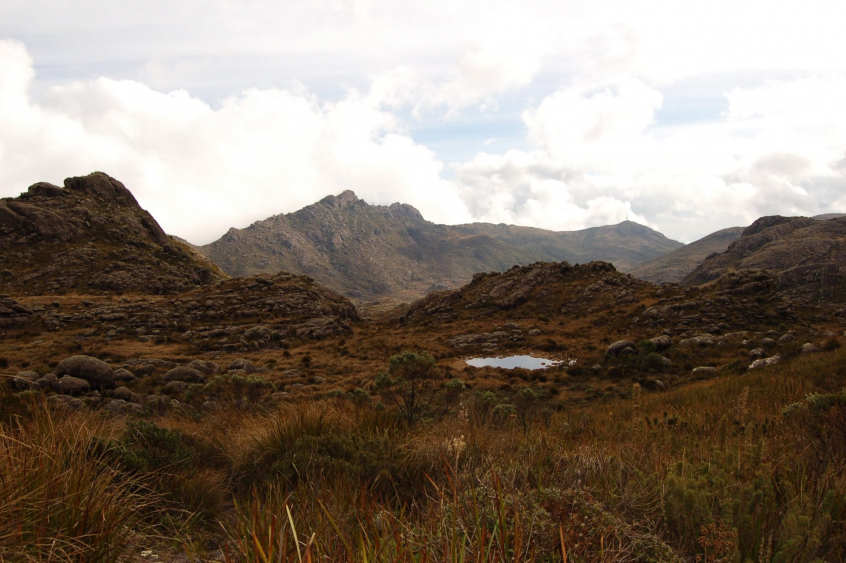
[
  {"xmin": 201, "ymin": 191, "xmax": 682, "ymax": 301},
  {"xmin": 0, "ymin": 173, "xmax": 225, "ymax": 295},
  {"xmin": 629, "ymin": 227, "xmax": 744, "ymax": 284},
  {"xmin": 11, "ymin": 271, "xmax": 359, "ymax": 355},
  {"xmin": 683, "ymin": 215, "xmax": 846, "ymax": 302}
]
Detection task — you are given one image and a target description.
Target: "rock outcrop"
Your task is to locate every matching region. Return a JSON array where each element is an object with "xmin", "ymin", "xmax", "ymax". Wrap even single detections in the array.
[
  {"xmin": 0, "ymin": 172, "xmax": 225, "ymax": 295},
  {"xmin": 683, "ymin": 215, "xmax": 846, "ymax": 302}
]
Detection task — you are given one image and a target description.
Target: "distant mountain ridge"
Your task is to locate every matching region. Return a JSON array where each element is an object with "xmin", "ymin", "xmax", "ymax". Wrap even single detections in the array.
[
  {"xmin": 200, "ymin": 191, "xmax": 684, "ymax": 300},
  {"xmin": 630, "ymin": 226, "xmax": 745, "ymax": 284}
]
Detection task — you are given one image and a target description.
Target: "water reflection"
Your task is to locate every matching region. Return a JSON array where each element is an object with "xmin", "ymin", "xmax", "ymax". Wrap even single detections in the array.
[{"xmin": 465, "ymin": 355, "xmax": 575, "ymax": 370}]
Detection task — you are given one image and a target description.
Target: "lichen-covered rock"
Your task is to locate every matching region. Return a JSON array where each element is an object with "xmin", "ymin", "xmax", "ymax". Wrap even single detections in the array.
[
  {"xmin": 749, "ymin": 355, "xmax": 782, "ymax": 370},
  {"xmin": 163, "ymin": 366, "xmax": 206, "ymax": 383},
  {"xmin": 54, "ymin": 355, "xmax": 114, "ymax": 390},
  {"xmin": 605, "ymin": 340, "xmax": 635, "ymax": 356},
  {"xmin": 54, "ymin": 376, "xmax": 91, "ymax": 395},
  {"xmin": 691, "ymin": 366, "xmax": 717, "ymax": 377},
  {"xmin": 649, "ymin": 335, "xmax": 672, "ymax": 351}
]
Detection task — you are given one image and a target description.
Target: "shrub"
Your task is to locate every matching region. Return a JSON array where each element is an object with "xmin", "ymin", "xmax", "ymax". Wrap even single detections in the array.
[
  {"xmin": 375, "ymin": 351, "xmax": 441, "ymax": 426},
  {"xmin": 204, "ymin": 373, "xmax": 276, "ymax": 409},
  {"xmin": 117, "ymin": 419, "xmax": 193, "ymax": 473}
]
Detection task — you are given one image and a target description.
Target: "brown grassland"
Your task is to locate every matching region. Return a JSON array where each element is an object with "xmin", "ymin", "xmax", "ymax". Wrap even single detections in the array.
[{"xmin": 1, "ymin": 335, "xmax": 845, "ymax": 561}]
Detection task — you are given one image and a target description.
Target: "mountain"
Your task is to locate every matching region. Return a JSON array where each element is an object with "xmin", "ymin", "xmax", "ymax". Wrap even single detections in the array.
[
  {"xmin": 683, "ymin": 215, "xmax": 846, "ymax": 302},
  {"xmin": 0, "ymin": 172, "xmax": 226, "ymax": 295},
  {"xmin": 629, "ymin": 226, "xmax": 745, "ymax": 284},
  {"xmin": 200, "ymin": 191, "xmax": 683, "ymax": 301}
]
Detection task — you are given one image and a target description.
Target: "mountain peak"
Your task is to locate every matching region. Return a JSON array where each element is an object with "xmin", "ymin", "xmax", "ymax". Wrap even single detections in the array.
[
  {"xmin": 320, "ymin": 190, "xmax": 360, "ymax": 210},
  {"xmin": 63, "ymin": 172, "xmax": 141, "ymax": 208}
]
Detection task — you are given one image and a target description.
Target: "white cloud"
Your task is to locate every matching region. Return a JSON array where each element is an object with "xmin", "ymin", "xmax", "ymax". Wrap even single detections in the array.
[
  {"xmin": 0, "ymin": 39, "xmax": 470, "ymax": 243},
  {"xmin": 2, "ymin": 0, "xmax": 846, "ymax": 247}
]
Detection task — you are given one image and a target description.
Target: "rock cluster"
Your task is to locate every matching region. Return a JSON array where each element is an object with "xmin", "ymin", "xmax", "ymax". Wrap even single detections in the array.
[{"xmin": 0, "ymin": 295, "xmax": 32, "ymax": 327}]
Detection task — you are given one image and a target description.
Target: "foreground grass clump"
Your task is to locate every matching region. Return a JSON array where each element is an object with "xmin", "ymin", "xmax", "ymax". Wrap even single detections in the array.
[
  {"xmin": 2, "ymin": 346, "xmax": 846, "ymax": 561},
  {"xmin": 0, "ymin": 404, "xmax": 158, "ymax": 562}
]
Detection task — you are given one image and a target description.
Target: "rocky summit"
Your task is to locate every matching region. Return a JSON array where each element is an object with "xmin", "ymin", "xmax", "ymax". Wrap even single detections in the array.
[
  {"xmin": 200, "ymin": 190, "xmax": 683, "ymax": 301},
  {"xmin": 683, "ymin": 215, "xmax": 846, "ymax": 302},
  {"xmin": 0, "ymin": 172, "xmax": 225, "ymax": 295}
]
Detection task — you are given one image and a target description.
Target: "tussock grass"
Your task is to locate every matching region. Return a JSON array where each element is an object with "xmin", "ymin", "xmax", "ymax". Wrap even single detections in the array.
[
  {"xmin": 2, "ymin": 347, "xmax": 846, "ymax": 561},
  {"xmin": 0, "ymin": 401, "xmax": 158, "ymax": 562}
]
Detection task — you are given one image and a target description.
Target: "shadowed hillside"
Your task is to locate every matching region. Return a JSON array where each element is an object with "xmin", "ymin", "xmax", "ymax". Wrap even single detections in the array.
[{"xmin": 630, "ymin": 226, "xmax": 744, "ymax": 284}]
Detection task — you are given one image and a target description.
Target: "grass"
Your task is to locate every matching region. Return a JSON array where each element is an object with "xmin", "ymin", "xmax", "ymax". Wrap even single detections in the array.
[
  {"xmin": 0, "ymin": 402, "xmax": 160, "ymax": 562},
  {"xmin": 1, "ymin": 346, "xmax": 845, "ymax": 561}
]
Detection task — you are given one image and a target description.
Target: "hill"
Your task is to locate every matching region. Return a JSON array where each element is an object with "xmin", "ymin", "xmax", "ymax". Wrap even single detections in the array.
[
  {"xmin": 200, "ymin": 191, "xmax": 683, "ymax": 300},
  {"xmin": 0, "ymin": 172, "xmax": 226, "ymax": 295},
  {"xmin": 629, "ymin": 226, "xmax": 744, "ymax": 284},
  {"xmin": 683, "ymin": 215, "xmax": 846, "ymax": 301}
]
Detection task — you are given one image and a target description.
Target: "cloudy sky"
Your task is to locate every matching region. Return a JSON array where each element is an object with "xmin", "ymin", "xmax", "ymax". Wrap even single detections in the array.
[{"xmin": 1, "ymin": 0, "xmax": 846, "ymax": 244}]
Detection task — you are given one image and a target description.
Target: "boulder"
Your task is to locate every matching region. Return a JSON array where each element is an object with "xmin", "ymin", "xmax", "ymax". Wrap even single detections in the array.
[
  {"xmin": 188, "ymin": 359, "xmax": 219, "ymax": 377},
  {"xmin": 679, "ymin": 335, "xmax": 716, "ymax": 347},
  {"xmin": 605, "ymin": 340, "xmax": 635, "ymax": 356},
  {"xmin": 649, "ymin": 335, "xmax": 672, "ymax": 351},
  {"xmin": 54, "ymin": 355, "xmax": 115, "ymax": 389},
  {"xmin": 55, "ymin": 376, "xmax": 91, "ymax": 395},
  {"xmin": 112, "ymin": 386, "xmax": 137, "ymax": 402},
  {"xmin": 749, "ymin": 355, "xmax": 782, "ymax": 370},
  {"xmin": 48, "ymin": 395, "xmax": 85, "ymax": 411},
  {"xmin": 163, "ymin": 366, "xmax": 206, "ymax": 383},
  {"xmin": 34, "ymin": 374, "xmax": 58, "ymax": 389},
  {"xmin": 163, "ymin": 381, "xmax": 190, "ymax": 394},
  {"xmin": 228, "ymin": 359, "xmax": 257, "ymax": 373},
  {"xmin": 801, "ymin": 343, "xmax": 819, "ymax": 354},
  {"xmin": 749, "ymin": 347, "xmax": 766, "ymax": 359},
  {"xmin": 9, "ymin": 371, "xmax": 39, "ymax": 391},
  {"xmin": 104, "ymin": 399, "xmax": 143, "ymax": 415},
  {"xmin": 113, "ymin": 368, "xmax": 138, "ymax": 382},
  {"xmin": 691, "ymin": 366, "xmax": 717, "ymax": 377}
]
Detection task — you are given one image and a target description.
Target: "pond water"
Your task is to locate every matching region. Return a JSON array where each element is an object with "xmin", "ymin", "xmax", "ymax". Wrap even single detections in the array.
[{"xmin": 465, "ymin": 355, "xmax": 573, "ymax": 370}]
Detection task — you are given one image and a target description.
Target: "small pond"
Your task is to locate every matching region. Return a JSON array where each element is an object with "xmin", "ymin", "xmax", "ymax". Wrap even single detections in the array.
[{"xmin": 465, "ymin": 355, "xmax": 573, "ymax": 370}]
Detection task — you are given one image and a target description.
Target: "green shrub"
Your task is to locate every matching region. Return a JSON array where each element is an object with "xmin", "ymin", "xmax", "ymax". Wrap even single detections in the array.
[{"xmin": 117, "ymin": 420, "xmax": 193, "ymax": 473}]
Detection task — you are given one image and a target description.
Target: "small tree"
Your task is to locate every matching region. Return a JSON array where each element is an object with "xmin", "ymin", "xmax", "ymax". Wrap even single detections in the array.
[{"xmin": 375, "ymin": 351, "xmax": 440, "ymax": 426}]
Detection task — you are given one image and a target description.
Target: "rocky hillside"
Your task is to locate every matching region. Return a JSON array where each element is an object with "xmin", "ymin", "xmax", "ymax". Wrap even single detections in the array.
[
  {"xmin": 10, "ymin": 271, "xmax": 359, "ymax": 357},
  {"xmin": 0, "ymin": 173, "xmax": 225, "ymax": 295},
  {"xmin": 201, "ymin": 191, "xmax": 682, "ymax": 301},
  {"xmin": 630, "ymin": 226, "xmax": 744, "ymax": 284},
  {"xmin": 683, "ymin": 215, "xmax": 846, "ymax": 302}
]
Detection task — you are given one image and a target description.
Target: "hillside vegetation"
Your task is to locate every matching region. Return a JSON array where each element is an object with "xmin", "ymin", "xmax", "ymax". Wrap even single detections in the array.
[{"xmin": 2, "ymin": 345, "xmax": 845, "ymax": 561}]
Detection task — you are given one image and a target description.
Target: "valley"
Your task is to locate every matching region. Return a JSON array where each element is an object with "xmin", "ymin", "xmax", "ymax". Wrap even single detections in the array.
[{"xmin": 2, "ymin": 173, "xmax": 846, "ymax": 562}]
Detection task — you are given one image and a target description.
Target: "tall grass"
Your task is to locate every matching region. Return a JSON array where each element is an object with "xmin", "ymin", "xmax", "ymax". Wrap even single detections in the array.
[
  {"xmin": 2, "ymin": 347, "xmax": 845, "ymax": 561},
  {"xmin": 0, "ymin": 402, "xmax": 159, "ymax": 562}
]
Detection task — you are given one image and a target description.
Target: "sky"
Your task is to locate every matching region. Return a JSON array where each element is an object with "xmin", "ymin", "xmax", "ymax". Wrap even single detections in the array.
[{"xmin": 1, "ymin": 0, "xmax": 846, "ymax": 245}]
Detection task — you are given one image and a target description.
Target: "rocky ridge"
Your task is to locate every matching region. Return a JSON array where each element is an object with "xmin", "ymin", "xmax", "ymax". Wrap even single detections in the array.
[
  {"xmin": 0, "ymin": 172, "xmax": 225, "ymax": 295},
  {"xmin": 200, "ymin": 191, "xmax": 682, "ymax": 301},
  {"xmin": 683, "ymin": 215, "xmax": 846, "ymax": 302}
]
